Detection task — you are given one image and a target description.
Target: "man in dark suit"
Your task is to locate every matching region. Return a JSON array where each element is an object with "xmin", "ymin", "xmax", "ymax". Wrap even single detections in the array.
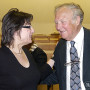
[{"xmin": 43, "ymin": 3, "xmax": 90, "ymax": 90}]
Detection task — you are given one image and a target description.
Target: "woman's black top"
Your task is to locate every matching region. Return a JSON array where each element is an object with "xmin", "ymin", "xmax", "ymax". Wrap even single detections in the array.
[{"xmin": 0, "ymin": 46, "xmax": 52, "ymax": 90}]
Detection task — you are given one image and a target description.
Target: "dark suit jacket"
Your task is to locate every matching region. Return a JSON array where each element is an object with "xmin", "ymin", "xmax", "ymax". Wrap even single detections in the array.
[{"xmin": 43, "ymin": 27, "xmax": 90, "ymax": 90}]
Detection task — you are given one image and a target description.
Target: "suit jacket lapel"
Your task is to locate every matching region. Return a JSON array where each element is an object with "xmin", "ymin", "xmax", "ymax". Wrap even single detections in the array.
[{"xmin": 59, "ymin": 39, "xmax": 67, "ymax": 90}]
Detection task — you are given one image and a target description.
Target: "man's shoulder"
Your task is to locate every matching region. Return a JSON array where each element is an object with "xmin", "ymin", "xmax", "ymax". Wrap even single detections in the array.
[
  {"xmin": 83, "ymin": 27, "xmax": 90, "ymax": 37},
  {"xmin": 83, "ymin": 27, "xmax": 90, "ymax": 32},
  {"xmin": 57, "ymin": 38, "xmax": 66, "ymax": 46},
  {"xmin": 55, "ymin": 38, "xmax": 66, "ymax": 52}
]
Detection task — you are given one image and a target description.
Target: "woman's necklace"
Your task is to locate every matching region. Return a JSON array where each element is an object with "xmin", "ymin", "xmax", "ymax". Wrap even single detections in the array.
[
  {"xmin": 12, "ymin": 50, "xmax": 23, "ymax": 54},
  {"xmin": 9, "ymin": 47, "xmax": 23, "ymax": 55}
]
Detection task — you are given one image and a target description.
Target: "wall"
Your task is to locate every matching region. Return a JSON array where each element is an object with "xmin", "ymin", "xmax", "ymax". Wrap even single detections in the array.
[{"xmin": 0, "ymin": 0, "xmax": 90, "ymax": 35}]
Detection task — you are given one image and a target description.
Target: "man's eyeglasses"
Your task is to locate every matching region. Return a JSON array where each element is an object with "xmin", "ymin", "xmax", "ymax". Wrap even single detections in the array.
[
  {"xmin": 22, "ymin": 26, "xmax": 31, "ymax": 29},
  {"xmin": 64, "ymin": 61, "xmax": 80, "ymax": 66}
]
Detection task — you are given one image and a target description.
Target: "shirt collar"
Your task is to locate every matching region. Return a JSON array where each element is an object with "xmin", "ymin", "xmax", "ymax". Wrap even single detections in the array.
[
  {"xmin": 73, "ymin": 27, "xmax": 84, "ymax": 44},
  {"xmin": 67, "ymin": 26, "xmax": 84, "ymax": 46}
]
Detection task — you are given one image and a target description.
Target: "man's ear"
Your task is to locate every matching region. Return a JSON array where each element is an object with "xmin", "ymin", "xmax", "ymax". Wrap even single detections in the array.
[{"xmin": 76, "ymin": 16, "xmax": 80, "ymax": 25}]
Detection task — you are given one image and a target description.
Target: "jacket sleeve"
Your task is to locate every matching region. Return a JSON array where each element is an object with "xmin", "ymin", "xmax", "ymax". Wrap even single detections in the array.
[
  {"xmin": 40, "ymin": 69, "xmax": 59, "ymax": 85},
  {"xmin": 39, "ymin": 63, "xmax": 53, "ymax": 80}
]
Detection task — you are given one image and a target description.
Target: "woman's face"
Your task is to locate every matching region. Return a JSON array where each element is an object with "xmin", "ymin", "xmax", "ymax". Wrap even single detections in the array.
[{"xmin": 19, "ymin": 23, "xmax": 34, "ymax": 46}]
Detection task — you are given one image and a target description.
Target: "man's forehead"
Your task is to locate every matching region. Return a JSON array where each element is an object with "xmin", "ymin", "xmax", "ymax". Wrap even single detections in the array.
[{"xmin": 55, "ymin": 8, "xmax": 73, "ymax": 19}]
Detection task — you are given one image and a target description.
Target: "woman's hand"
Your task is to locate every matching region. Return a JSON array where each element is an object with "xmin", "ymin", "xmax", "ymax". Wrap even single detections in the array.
[{"xmin": 47, "ymin": 59, "xmax": 55, "ymax": 68}]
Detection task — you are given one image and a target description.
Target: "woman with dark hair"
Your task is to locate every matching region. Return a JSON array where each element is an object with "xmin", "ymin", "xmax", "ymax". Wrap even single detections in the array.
[{"xmin": 0, "ymin": 8, "xmax": 54, "ymax": 90}]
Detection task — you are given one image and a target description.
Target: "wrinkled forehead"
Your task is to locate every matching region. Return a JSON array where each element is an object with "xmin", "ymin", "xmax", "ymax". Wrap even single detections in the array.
[{"xmin": 55, "ymin": 7, "xmax": 73, "ymax": 20}]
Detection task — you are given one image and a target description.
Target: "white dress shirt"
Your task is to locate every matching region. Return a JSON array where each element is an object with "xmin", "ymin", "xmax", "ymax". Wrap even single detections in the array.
[{"xmin": 66, "ymin": 27, "xmax": 85, "ymax": 90}]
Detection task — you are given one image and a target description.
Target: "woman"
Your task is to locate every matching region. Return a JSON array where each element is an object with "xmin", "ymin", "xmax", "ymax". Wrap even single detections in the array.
[{"xmin": 0, "ymin": 8, "xmax": 54, "ymax": 90}]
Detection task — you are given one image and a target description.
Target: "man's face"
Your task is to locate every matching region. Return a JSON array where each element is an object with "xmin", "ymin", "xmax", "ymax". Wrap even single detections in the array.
[{"xmin": 55, "ymin": 7, "xmax": 79, "ymax": 41}]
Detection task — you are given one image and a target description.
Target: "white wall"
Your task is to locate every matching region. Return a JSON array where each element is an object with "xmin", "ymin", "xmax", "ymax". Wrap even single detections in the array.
[{"xmin": 0, "ymin": 0, "xmax": 90, "ymax": 34}]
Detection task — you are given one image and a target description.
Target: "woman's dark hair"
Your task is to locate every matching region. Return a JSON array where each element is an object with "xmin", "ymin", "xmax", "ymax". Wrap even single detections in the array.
[{"xmin": 1, "ymin": 8, "xmax": 33, "ymax": 46}]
